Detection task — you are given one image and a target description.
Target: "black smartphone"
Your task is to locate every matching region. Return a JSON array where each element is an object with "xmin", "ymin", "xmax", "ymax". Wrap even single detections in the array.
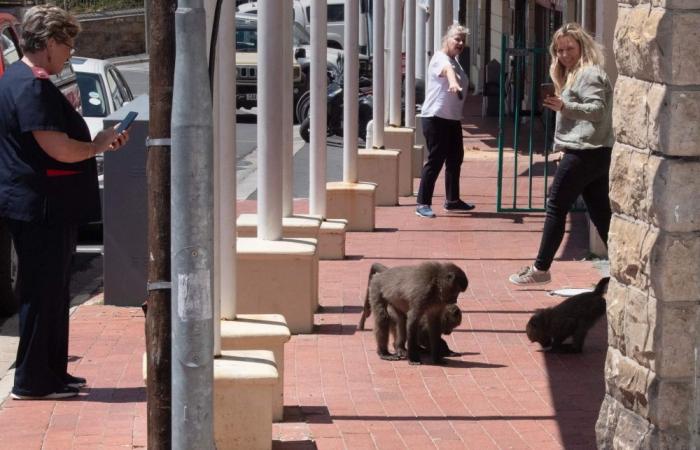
[
  {"xmin": 115, "ymin": 111, "xmax": 138, "ymax": 134},
  {"xmin": 540, "ymin": 83, "xmax": 555, "ymax": 104}
]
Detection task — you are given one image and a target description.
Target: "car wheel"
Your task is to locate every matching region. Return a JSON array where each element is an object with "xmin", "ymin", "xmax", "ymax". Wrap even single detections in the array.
[
  {"xmin": 299, "ymin": 117, "xmax": 311, "ymax": 143},
  {"xmin": 295, "ymin": 91, "xmax": 311, "ymax": 124}
]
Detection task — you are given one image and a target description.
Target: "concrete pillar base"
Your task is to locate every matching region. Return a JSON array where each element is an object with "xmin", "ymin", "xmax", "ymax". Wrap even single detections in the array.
[
  {"xmin": 414, "ymin": 114, "xmax": 426, "ymax": 147},
  {"xmin": 318, "ymin": 218, "xmax": 347, "ymax": 260},
  {"xmin": 413, "ymin": 144, "xmax": 425, "ymax": 179},
  {"xmin": 237, "ymin": 237, "xmax": 318, "ymax": 334},
  {"xmin": 384, "ymin": 126, "xmax": 415, "ymax": 196},
  {"xmin": 236, "ymin": 214, "xmax": 321, "ymax": 239},
  {"xmin": 220, "ymin": 314, "xmax": 291, "ymax": 422},
  {"xmin": 325, "ymin": 182, "xmax": 376, "ymax": 232},
  {"xmin": 358, "ymin": 149, "xmax": 400, "ymax": 206},
  {"xmin": 214, "ymin": 350, "xmax": 278, "ymax": 450}
]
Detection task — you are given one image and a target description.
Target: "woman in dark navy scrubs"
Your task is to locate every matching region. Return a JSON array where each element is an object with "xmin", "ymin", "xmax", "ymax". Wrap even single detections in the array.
[{"xmin": 0, "ymin": 5, "xmax": 128, "ymax": 399}]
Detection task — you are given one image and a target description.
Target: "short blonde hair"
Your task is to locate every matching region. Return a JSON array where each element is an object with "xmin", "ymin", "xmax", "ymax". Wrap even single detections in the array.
[
  {"xmin": 549, "ymin": 22, "xmax": 604, "ymax": 93},
  {"xmin": 441, "ymin": 23, "xmax": 469, "ymax": 46},
  {"xmin": 20, "ymin": 5, "xmax": 80, "ymax": 53}
]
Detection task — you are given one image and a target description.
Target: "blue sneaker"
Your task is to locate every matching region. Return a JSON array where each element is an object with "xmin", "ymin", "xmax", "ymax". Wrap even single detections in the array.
[{"xmin": 416, "ymin": 205, "xmax": 436, "ymax": 218}]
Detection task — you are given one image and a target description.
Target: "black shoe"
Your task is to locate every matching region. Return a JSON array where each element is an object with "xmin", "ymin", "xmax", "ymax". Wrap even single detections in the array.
[
  {"xmin": 65, "ymin": 374, "xmax": 87, "ymax": 388},
  {"xmin": 11, "ymin": 385, "xmax": 79, "ymax": 400},
  {"xmin": 443, "ymin": 200, "xmax": 475, "ymax": 212}
]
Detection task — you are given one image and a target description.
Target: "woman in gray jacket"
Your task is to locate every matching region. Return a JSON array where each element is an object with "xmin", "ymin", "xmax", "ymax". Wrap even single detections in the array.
[{"xmin": 509, "ymin": 23, "xmax": 613, "ymax": 285}]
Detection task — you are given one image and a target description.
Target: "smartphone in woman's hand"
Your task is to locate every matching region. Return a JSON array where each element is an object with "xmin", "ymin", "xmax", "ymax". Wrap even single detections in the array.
[{"xmin": 540, "ymin": 83, "xmax": 555, "ymax": 104}]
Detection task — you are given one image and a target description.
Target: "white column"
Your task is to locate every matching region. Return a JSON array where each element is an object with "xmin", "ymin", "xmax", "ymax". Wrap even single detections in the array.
[
  {"xmin": 282, "ymin": 1, "xmax": 294, "ymax": 217},
  {"xmin": 388, "ymin": 0, "xmax": 402, "ymax": 126},
  {"xmin": 426, "ymin": 0, "xmax": 434, "ymax": 65},
  {"xmin": 384, "ymin": 0, "xmax": 390, "ymax": 125},
  {"xmin": 433, "ymin": 0, "xmax": 442, "ymax": 52},
  {"xmin": 404, "ymin": 0, "xmax": 416, "ymax": 128},
  {"xmin": 258, "ymin": 0, "xmax": 284, "ymax": 240},
  {"xmin": 343, "ymin": 0, "xmax": 359, "ymax": 182},
  {"xmin": 309, "ymin": 0, "xmax": 327, "ymax": 217},
  {"xmin": 372, "ymin": 0, "xmax": 385, "ymax": 148},
  {"xmin": 452, "ymin": 0, "xmax": 459, "ymax": 23},
  {"xmin": 416, "ymin": 0, "xmax": 426, "ymax": 83},
  {"xmin": 215, "ymin": 0, "xmax": 236, "ymax": 332}
]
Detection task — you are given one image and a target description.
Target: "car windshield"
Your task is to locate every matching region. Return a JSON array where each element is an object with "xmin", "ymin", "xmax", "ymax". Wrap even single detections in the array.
[
  {"xmin": 235, "ymin": 17, "xmax": 309, "ymax": 52},
  {"xmin": 75, "ymin": 72, "xmax": 108, "ymax": 117}
]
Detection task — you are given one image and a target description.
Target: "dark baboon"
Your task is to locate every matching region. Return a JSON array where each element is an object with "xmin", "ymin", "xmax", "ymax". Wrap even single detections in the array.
[
  {"xmin": 417, "ymin": 304, "xmax": 462, "ymax": 357},
  {"xmin": 526, "ymin": 277, "xmax": 609, "ymax": 353},
  {"xmin": 386, "ymin": 303, "xmax": 463, "ymax": 358},
  {"xmin": 359, "ymin": 261, "xmax": 468, "ymax": 365}
]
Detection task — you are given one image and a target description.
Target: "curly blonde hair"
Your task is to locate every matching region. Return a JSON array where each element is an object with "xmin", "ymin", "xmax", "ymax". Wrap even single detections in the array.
[
  {"xmin": 548, "ymin": 23, "xmax": 604, "ymax": 94},
  {"xmin": 20, "ymin": 4, "xmax": 80, "ymax": 53}
]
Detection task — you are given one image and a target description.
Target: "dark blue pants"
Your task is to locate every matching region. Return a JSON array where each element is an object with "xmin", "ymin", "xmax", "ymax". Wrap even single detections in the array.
[
  {"xmin": 417, "ymin": 116, "xmax": 464, "ymax": 206},
  {"xmin": 8, "ymin": 219, "xmax": 76, "ymax": 396},
  {"xmin": 535, "ymin": 147, "xmax": 612, "ymax": 271}
]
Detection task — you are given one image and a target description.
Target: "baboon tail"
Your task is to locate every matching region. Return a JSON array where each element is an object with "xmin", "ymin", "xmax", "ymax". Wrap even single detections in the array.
[
  {"xmin": 593, "ymin": 277, "xmax": 610, "ymax": 296},
  {"xmin": 358, "ymin": 263, "xmax": 388, "ymax": 330}
]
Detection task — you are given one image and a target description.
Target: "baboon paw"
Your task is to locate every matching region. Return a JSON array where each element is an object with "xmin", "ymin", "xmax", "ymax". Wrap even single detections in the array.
[
  {"xmin": 408, "ymin": 360, "xmax": 422, "ymax": 365},
  {"xmin": 379, "ymin": 354, "xmax": 402, "ymax": 361}
]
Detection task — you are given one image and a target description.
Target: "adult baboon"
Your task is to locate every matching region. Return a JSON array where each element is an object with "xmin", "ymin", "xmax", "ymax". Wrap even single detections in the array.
[
  {"xmin": 526, "ymin": 277, "xmax": 609, "ymax": 353},
  {"xmin": 358, "ymin": 261, "xmax": 468, "ymax": 365}
]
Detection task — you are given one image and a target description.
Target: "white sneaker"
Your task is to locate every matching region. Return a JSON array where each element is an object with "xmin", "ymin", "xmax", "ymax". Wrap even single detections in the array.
[{"xmin": 509, "ymin": 266, "xmax": 551, "ymax": 286}]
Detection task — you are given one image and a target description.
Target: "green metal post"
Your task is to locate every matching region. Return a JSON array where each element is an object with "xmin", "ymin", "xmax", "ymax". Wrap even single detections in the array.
[{"xmin": 496, "ymin": 34, "xmax": 507, "ymax": 212}]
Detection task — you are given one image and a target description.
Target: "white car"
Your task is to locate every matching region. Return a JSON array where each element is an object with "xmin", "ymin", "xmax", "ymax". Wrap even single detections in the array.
[
  {"xmin": 71, "ymin": 57, "xmax": 134, "ymax": 189},
  {"xmin": 71, "ymin": 56, "xmax": 134, "ymax": 139}
]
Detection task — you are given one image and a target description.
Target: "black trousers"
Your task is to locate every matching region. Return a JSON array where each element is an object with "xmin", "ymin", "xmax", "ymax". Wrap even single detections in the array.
[
  {"xmin": 7, "ymin": 219, "xmax": 77, "ymax": 396},
  {"xmin": 535, "ymin": 147, "xmax": 612, "ymax": 271},
  {"xmin": 417, "ymin": 116, "xmax": 464, "ymax": 206}
]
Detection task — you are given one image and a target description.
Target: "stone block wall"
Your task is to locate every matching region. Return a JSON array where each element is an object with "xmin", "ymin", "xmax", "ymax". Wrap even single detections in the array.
[
  {"xmin": 596, "ymin": 1, "xmax": 700, "ymax": 449},
  {"xmin": 74, "ymin": 10, "xmax": 145, "ymax": 60}
]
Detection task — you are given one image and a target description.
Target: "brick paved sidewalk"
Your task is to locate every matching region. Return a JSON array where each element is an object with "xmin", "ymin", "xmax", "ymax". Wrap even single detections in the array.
[{"xmin": 0, "ymin": 107, "xmax": 607, "ymax": 449}]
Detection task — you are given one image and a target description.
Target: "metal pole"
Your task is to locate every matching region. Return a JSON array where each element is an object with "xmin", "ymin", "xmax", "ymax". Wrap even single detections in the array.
[
  {"xmin": 405, "ymin": 0, "xmax": 416, "ymax": 128},
  {"xmin": 171, "ymin": 0, "xmax": 214, "ymax": 447},
  {"xmin": 372, "ymin": 0, "xmax": 385, "ymax": 148},
  {"xmin": 343, "ymin": 0, "xmax": 359, "ymax": 183},
  {"xmin": 416, "ymin": 0, "xmax": 426, "ymax": 83},
  {"xmin": 258, "ymin": 0, "xmax": 284, "ymax": 240},
  {"xmin": 309, "ymin": 0, "xmax": 327, "ymax": 217},
  {"xmin": 388, "ymin": 0, "xmax": 402, "ymax": 126},
  {"xmin": 282, "ymin": 0, "xmax": 294, "ymax": 217},
  {"xmin": 216, "ymin": 0, "xmax": 236, "ymax": 322},
  {"xmin": 145, "ymin": 0, "xmax": 175, "ymax": 447}
]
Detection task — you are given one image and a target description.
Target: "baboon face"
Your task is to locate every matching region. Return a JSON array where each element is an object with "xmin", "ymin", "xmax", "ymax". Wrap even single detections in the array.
[
  {"xmin": 525, "ymin": 310, "xmax": 551, "ymax": 347},
  {"xmin": 441, "ymin": 305, "xmax": 462, "ymax": 335}
]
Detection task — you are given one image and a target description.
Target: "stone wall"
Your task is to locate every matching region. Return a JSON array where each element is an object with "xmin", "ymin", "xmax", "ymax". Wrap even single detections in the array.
[
  {"xmin": 596, "ymin": 1, "xmax": 700, "ymax": 449},
  {"xmin": 74, "ymin": 10, "xmax": 145, "ymax": 60}
]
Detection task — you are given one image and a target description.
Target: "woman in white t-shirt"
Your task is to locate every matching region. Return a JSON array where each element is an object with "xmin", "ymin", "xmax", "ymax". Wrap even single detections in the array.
[{"xmin": 416, "ymin": 23, "xmax": 473, "ymax": 218}]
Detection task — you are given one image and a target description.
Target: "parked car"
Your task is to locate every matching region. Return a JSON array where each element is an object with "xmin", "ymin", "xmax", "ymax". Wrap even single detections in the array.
[
  {"xmin": 234, "ymin": 13, "xmax": 370, "ymax": 121},
  {"xmin": 71, "ymin": 57, "xmax": 134, "ymax": 140},
  {"xmin": 237, "ymin": 0, "xmax": 372, "ymax": 55},
  {"xmin": 235, "ymin": 14, "xmax": 305, "ymax": 112}
]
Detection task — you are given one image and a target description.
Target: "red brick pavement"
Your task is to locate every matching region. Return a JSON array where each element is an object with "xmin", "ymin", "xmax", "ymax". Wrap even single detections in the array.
[{"xmin": 0, "ymin": 106, "xmax": 607, "ymax": 449}]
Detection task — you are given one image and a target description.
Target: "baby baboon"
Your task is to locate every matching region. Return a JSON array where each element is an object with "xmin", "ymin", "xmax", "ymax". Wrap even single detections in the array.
[
  {"xmin": 526, "ymin": 277, "xmax": 609, "ymax": 353},
  {"xmin": 418, "ymin": 304, "xmax": 462, "ymax": 357},
  {"xmin": 387, "ymin": 303, "xmax": 463, "ymax": 358},
  {"xmin": 359, "ymin": 261, "xmax": 468, "ymax": 365}
]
